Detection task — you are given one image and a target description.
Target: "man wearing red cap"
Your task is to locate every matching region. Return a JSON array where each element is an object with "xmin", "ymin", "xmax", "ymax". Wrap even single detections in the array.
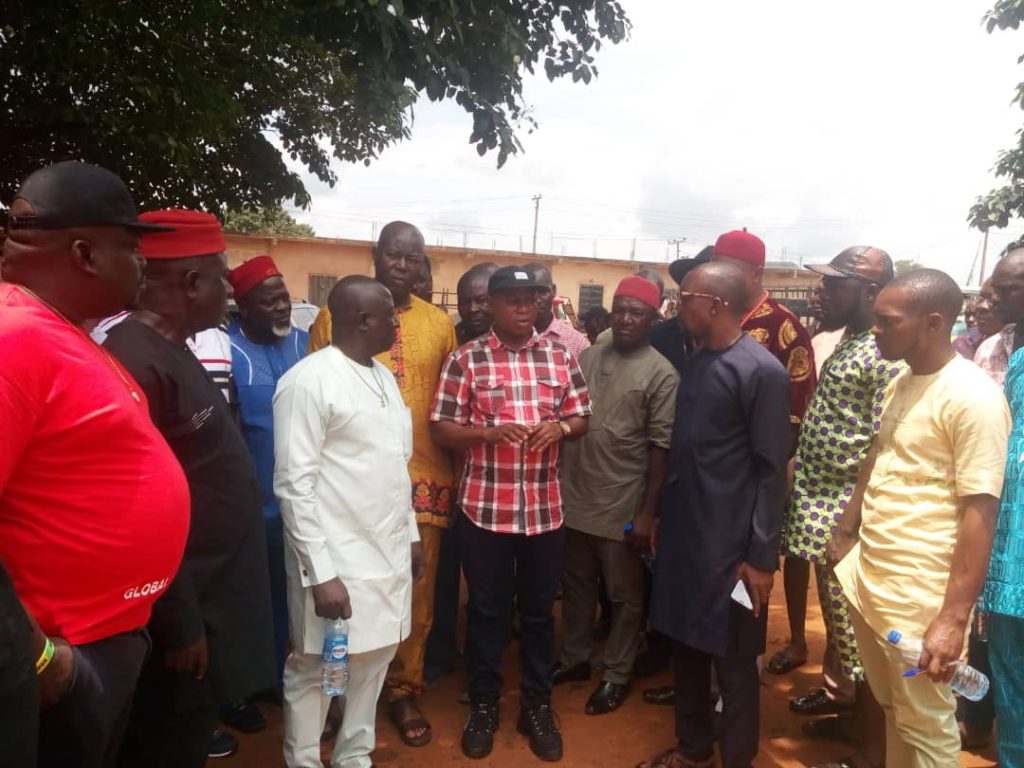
[
  {"xmin": 227, "ymin": 256, "xmax": 309, "ymax": 690},
  {"xmin": 711, "ymin": 229, "xmax": 817, "ymax": 677},
  {"xmin": 555, "ymin": 276, "xmax": 679, "ymax": 716},
  {"xmin": 104, "ymin": 210, "xmax": 276, "ymax": 768},
  {"xmin": 0, "ymin": 162, "xmax": 190, "ymax": 768}
]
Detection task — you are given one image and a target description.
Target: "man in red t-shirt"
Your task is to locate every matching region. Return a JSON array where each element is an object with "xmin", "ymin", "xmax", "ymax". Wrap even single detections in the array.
[{"xmin": 0, "ymin": 162, "xmax": 190, "ymax": 768}]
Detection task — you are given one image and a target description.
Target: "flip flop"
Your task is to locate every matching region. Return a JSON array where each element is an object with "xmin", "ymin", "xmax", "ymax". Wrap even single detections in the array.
[
  {"xmin": 766, "ymin": 649, "xmax": 807, "ymax": 675},
  {"xmin": 388, "ymin": 696, "xmax": 432, "ymax": 747}
]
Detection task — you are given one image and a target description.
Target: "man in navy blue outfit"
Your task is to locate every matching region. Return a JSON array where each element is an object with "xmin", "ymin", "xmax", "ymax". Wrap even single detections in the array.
[{"xmin": 640, "ymin": 261, "xmax": 790, "ymax": 768}]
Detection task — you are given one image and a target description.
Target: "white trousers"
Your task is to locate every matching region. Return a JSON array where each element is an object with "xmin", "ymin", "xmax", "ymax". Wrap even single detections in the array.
[{"xmin": 283, "ymin": 643, "xmax": 399, "ymax": 768}]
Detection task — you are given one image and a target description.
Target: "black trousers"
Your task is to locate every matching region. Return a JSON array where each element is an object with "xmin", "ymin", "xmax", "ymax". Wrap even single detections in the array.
[
  {"xmin": 0, "ymin": 583, "xmax": 37, "ymax": 768},
  {"xmin": 38, "ymin": 630, "xmax": 149, "ymax": 768},
  {"xmin": 460, "ymin": 520, "xmax": 565, "ymax": 706},
  {"xmin": 425, "ymin": 513, "xmax": 462, "ymax": 680},
  {"xmin": 673, "ymin": 641, "xmax": 759, "ymax": 768},
  {"xmin": 117, "ymin": 650, "xmax": 218, "ymax": 768}
]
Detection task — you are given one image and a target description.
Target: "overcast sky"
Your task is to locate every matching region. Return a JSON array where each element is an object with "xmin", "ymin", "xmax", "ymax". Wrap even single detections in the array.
[{"xmin": 288, "ymin": 0, "xmax": 1024, "ymax": 285}]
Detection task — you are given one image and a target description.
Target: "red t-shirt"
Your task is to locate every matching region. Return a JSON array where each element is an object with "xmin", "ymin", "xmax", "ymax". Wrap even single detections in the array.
[{"xmin": 0, "ymin": 284, "xmax": 190, "ymax": 644}]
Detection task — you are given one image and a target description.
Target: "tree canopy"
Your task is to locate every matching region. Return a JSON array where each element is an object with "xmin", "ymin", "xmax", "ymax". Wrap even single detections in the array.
[
  {"xmin": 223, "ymin": 206, "xmax": 315, "ymax": 237},
  {"xmin": 1, "ymin": 1, "xmax": 629, "ymax": 212},
  {"xmin": 970, "ymin": 1, "xmax": 1024, "ymax": 230}
]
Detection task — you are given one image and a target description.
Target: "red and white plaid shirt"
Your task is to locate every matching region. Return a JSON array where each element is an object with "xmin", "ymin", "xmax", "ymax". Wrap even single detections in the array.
[{"xmin": 430, "ymin": 330, "xmax": 591, "ymax": 535}]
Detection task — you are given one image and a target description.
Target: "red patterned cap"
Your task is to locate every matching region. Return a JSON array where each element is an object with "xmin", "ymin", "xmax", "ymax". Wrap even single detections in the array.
[
  {"xmin": 137, "ymin": 209, "xmax": 226, "ymax": 259},
  {"xmin": 228, "ymin": 255, "xmax": 283, "ymax": 300}
]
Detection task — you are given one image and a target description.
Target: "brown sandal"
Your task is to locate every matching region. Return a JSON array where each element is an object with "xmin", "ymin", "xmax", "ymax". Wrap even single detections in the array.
[
  {"xmin": 636, "ymin": 748, "xmax": 716, "ymax": 768},
  {"xmin": 388, "ymin": 696, "xmax": 432, "ymax": 747}
]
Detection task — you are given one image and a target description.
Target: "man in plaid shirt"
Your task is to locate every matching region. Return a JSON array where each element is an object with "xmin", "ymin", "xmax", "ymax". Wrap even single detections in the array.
[{"xmin": 430, "ymin": 265, "xmax": 591, "ymax": 762}]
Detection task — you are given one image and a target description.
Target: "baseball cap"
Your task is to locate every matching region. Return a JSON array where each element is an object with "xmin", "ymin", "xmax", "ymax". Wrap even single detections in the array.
[
  {"xmin": 668, "ymin": 245, "xmax": 714, "ymax": 285},
  {"xmin": 712, "ymin": 230, "xmax": 766, "ymax": 268},
  {"xmin": 807, "ymin": 246, "xmax": 894, "ymax": 285},
  {"xmin": 488, "ymin": 265, "xmax": 542, "ymax": 295},
  {"xmin": 6, "ymin": 161, "xmax": 172, "ymax": 232}
]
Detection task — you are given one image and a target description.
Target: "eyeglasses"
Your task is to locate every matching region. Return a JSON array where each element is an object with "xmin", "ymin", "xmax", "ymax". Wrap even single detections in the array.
[{"xmin": 678, "ymin": 290, "xmax": 726, "ymax": 305}]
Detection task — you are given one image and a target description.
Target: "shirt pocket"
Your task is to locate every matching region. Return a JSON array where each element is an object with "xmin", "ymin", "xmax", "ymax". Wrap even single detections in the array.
[
  {"xmin": 537, "ymin": 371, "xmax": 570, "ymax": 419},
  {"xmin": 604, "ymin": 390, "xmax": 646, "ymax": 443},
  {"xmin": 473, "ymin": 376, "xmax": 507, "ymax": 421}
]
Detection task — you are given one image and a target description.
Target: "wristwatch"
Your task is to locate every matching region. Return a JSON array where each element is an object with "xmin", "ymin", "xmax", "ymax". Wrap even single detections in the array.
[{"xmin": 558, "ymin": 421, "xmax": 572, "ymax": 438}]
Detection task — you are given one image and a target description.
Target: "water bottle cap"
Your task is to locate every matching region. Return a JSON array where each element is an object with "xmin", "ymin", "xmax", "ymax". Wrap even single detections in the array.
[
  {"xmin": 623, "ymin": 522, "xmax": 634, "ymax": 534},
  {"xmin": 886, "ymin": 630, "xmax": 901, "ymax": 645}
]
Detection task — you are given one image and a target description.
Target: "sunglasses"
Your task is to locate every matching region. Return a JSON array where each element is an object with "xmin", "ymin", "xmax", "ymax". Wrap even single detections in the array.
[{"xmin": 678, "ymin": 290, "xmax": 726, "ymax": 305}]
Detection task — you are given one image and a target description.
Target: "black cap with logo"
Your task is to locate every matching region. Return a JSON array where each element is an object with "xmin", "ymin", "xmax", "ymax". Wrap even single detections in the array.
[
  {"xmin": 5, "ymin": 161, "xmax": 172, "ymax": 232},
  {"xmin": 488, "ymin": 265, "xmax": 542, "ymax": 295}
]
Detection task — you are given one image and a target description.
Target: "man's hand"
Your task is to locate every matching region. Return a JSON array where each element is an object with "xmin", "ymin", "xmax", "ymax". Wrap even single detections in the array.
[
  {"xmin": 164, "ymin": 634, "xmax": 209, "ymax": 680},
  {"xmin": 38, "ymin": 637, "xmax": 75, "ymax": 708},
  {"xmin": 629, "ymin": 512, "xmax": 655, "ymax": 554},
  {"xmin": 737, "ymin": 562, "xmax": 774, "ymax": 619},
  {"xmin": 485, "ymin": 424, "xmax": 532, "ymax": 446},
  {"xmin": 312, "ymin": 577, "xmax": 352, "ymax": 620},
  {"xmin": 411, "ymin": 541, "xmax": 425, "ymax": 582},
  {"xmin": 526, "ymin": 422, "xmax": 563, "ymax": 452},
  {"xmin": 826, "ymin": 529, "xmax": 858, "ymax": 568},
  {"xmin": 920, "ymin": 612, "xmax": 968, "ymax": 683}
]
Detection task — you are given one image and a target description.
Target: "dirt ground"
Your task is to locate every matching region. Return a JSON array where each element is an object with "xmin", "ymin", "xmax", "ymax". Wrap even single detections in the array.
[{"xmin": 226, "ymin": 573, "xmax": 997, "ymax": 767}]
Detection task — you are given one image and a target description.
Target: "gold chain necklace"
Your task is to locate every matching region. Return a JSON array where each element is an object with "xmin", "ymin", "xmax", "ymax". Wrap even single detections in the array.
[
  {"xmin": 344, "ymin": 356, "xmax": 388, "ymax": 408},
  {"xmin": 16, "ymin": 286, "xmax": 141, "ymax": 403}
]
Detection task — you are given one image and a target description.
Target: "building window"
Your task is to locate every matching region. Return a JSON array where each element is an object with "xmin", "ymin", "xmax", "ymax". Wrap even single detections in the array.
[
  {"xmin": 578, "ymin": 284, "xmax": 605, "ymax": 317},
  {"xmin": 308, "ymin": 274, "xmax": 338, "ymax": 308}
]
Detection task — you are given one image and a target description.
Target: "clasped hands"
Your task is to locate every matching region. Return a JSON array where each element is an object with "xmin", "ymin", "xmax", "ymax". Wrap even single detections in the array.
[{"xmin": 486, "ymin": 422, "xmax": 564, "ymax": 452}]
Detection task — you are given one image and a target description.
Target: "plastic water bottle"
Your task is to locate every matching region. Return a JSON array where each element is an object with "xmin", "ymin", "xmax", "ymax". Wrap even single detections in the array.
[
  {"xmin": 321, "ymin": 618, "xmax": 350, "ymax": 697},
  {"xmin": 623, "ymin": 522, "xmax": 656, "ymax": 572},
  {"xmin": 886, "ymin": 629, "xmax": 990, "ymax": 702}
]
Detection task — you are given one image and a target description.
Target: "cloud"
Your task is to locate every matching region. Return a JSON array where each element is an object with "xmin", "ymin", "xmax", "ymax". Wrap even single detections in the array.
[{"xmin": 290, "ymin": 0, "xmax": 1024, "ymax": 282}]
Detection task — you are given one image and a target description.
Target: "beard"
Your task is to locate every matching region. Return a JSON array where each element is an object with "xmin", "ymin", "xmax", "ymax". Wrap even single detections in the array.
[{"xmin": 272, "ymin": 322, "xmax": 292, "ymax": 339}]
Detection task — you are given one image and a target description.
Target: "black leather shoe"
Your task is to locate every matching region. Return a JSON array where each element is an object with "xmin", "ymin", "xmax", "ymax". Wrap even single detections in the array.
[
  {"xmin": 221, "ymin": 700, "xmax": 266, "ymax": 733},
  {"xmin": 585, "ymin": 681, "xmax": 627, "ymax": 715},
  {"xmin": 517, "ymin": 703, "xmax": 563, "ymax": 761},
  {"xmin": 789, "ymin": 688, "xmax": 854, "ymax": 716},
  {"xmin": 642, "ymin": 684, "xmax": 675, "ymax": 705},
  {"xmin": 461, "ymin": 700, "xmax": 499, "ymax": 759},
  {"xmin": 551, "ymin": 660, "xmax": 591, "ymax": 686},
  {"xmin": 208, "ymin": 730, "xmax": 238, "ymax": 759}
]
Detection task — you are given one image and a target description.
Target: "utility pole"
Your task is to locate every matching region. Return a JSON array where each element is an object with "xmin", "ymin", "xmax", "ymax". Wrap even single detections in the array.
[
  {"xmin": 668, "ymin": 238, "xmax": 685, "ymax": 260},
  {"xmin": 531, "ymin": 194, "xmax": 542, "ymax": 253},
  {"xmin": 980, "ymin": 229, "xmax": 990, "ymax": 285}
]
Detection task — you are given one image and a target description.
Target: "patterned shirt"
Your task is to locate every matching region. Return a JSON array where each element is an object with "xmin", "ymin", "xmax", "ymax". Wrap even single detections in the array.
[
  {"xmin": 784, "ymin": 331, "xmax": 904, "ymax": 562},
  {"xmin": 539, "ymin": 317, "xmax": 590, "ymax": 359},
  {"xmin": 975, "ymin": 324, "xmax": 1015, "ymax": 386},
  {"xmin": 985, "ymin": 347, "xmax": 1024, "ymax": 618},
  {"xmin": 742, "ymin": 294, "xmax": 816, "ymax": 425},
  {"xmin": 430, "ymin": 330, "xmax": 592, "ymax": 535}
]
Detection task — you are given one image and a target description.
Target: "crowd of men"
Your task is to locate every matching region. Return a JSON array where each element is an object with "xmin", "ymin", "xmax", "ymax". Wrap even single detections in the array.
[{"xmin": 5, "ymin": 160, "xmax": 1024, "ymax": 768}]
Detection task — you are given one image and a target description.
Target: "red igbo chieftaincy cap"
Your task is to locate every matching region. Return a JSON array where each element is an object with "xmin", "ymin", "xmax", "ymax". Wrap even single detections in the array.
[
  {"xmin": 138, "ymin": 209, "xmax": 226, "ymax": 259},
  {"xmin": 713, "ymin": 229, "xmax": 766, "ymax": 268},
  {"xmin": 228, "ymin": 255, "xmax": 283, "ymax": 301},
  {"xmin": 615, "ymin": 275, "xmax": 661, "ymax": 311}
]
